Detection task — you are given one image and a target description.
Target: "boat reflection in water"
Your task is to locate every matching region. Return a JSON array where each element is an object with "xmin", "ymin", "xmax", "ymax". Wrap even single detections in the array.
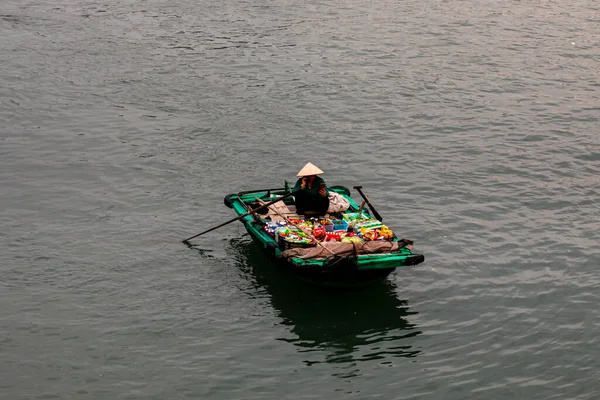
[{"xmin": 228, "ymin": 237, "xmax": 422, "ymax": 369}]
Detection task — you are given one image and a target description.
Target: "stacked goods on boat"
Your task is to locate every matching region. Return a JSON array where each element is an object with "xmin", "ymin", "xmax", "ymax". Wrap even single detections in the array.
[{"xmin": 262, "ymin": 212, "xmax": 396, "ymax": 250}]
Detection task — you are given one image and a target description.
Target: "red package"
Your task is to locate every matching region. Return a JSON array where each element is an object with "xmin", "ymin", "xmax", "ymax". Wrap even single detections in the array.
[
  {"xmin": 313, "ymin": 227, "xmax": 326, "ymax": 240},
  {"xmin": 325, "ymin": 232, "xmax": 341, "ymax": 242}
]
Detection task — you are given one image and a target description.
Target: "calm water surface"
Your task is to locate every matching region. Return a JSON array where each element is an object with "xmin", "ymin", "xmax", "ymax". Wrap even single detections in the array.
[{"xmin": 1, "ymin": 0, "xmax": 599, "ymax": 398}]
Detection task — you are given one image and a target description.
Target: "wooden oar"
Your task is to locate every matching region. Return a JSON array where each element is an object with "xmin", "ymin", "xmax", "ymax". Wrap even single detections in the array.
[
  {"xmin": 353, "ymin": 186, "xmax": 383, "ymax": 222},
  {"xmin": 256, "ymin": 198, "xmax": 337, "ymax": 257},
  {"xmin": 357, "ymin": 200, "xmax": 367, "ymax": 214},
  {"xmin": 182, "ymin": 190, "xmax": 298, "ymax": 243}
]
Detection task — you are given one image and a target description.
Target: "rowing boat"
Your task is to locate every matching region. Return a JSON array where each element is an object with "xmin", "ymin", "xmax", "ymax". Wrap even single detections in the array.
[{"xmin": 223, "ymin": 185, "xmax": 424, "ymax": 288}]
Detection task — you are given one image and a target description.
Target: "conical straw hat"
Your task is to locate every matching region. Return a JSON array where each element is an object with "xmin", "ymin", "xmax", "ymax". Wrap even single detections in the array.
[{"xmin": 297, "ymin": 162, "xmax": 324, "ymax": 177}]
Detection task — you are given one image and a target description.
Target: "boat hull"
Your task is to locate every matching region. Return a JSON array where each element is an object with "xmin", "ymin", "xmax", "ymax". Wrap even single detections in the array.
[{"xmin": 246, "ymin": 230, "xmax": 409, "ymax": 288}]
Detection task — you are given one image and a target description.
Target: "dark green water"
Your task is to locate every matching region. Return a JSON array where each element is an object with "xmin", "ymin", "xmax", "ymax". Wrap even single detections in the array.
[{"xmin": 2, "ymin": 0, "xmax": 599, "ymax": 398}]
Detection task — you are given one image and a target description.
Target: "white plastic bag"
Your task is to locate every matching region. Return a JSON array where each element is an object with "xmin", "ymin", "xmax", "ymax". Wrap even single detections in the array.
[{"xmin": 327, "ymin": 191, "xmax": 351, "ymax": 213}]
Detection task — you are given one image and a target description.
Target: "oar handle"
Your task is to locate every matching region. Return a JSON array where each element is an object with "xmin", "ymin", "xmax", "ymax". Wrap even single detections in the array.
[{"xmin": 182, "ymin": 190, "xmax": 299, "ymax": 243}]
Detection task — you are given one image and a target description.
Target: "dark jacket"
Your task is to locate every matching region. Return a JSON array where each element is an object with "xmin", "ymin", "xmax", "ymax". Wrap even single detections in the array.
[{"xmin": 293, "ymin": 176, "xmax": 329, "ymax": 198}]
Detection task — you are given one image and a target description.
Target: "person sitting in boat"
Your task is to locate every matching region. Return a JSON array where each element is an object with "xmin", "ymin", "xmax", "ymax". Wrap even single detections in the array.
[{"xmin": 293, "ymin": 162, "xmax": 330, "ymax": 216}]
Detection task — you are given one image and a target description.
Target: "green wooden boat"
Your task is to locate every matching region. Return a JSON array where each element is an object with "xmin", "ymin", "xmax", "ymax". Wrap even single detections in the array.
[{"xmin": 223, "ymin": 185, "xmax": 425, "ymax": 288}]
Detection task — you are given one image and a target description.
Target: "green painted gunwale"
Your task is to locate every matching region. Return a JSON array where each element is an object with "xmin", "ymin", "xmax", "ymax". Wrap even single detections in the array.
[{"xmin": 227, "ymin": 186, "xmax": 424, "ymax": 271}]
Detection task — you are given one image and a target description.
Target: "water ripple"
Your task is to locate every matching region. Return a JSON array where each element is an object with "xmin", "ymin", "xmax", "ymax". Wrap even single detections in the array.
[{"xmin": 2, "ymin": 0, "xmax": 600, "ymax": 398}]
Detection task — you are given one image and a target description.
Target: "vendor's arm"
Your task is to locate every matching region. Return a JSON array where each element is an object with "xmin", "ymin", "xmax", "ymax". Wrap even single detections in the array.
[{"xmin": 293, "ymin": 178, "xmax": 304, "ymax": 191}]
